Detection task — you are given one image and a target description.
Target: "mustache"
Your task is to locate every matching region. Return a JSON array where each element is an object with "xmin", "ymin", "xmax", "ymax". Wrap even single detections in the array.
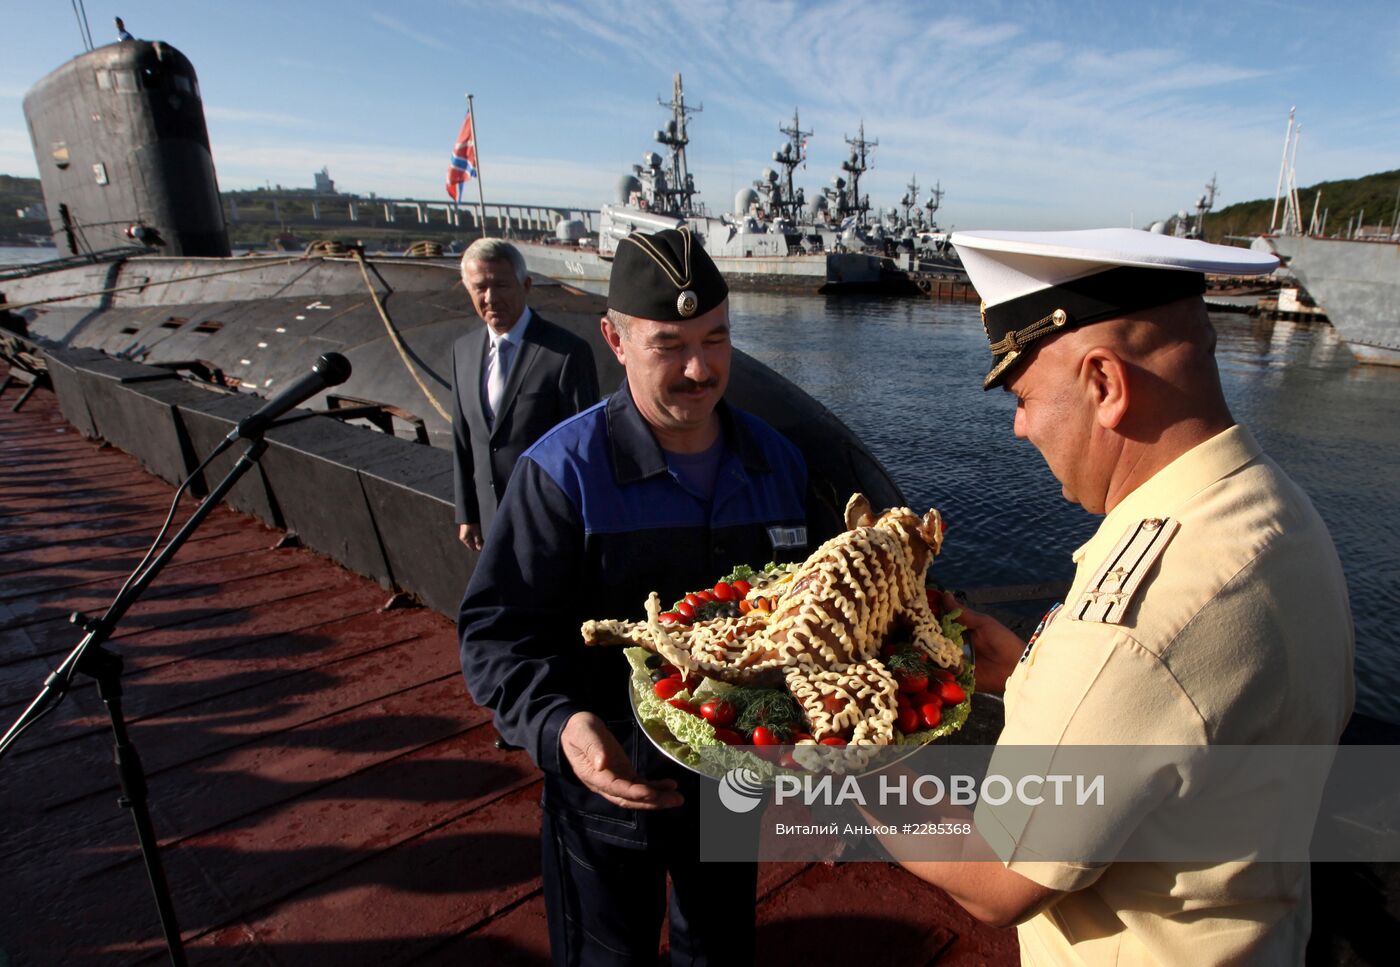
[{"xmin": 668, "ymin": 378, "xmax": 719, "ymax": 393}]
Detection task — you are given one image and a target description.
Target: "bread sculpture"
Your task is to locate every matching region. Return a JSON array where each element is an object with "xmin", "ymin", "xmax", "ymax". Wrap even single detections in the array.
[{"xmin": 582, "ymin": 494, "xmax": 962, "ymax": 744}]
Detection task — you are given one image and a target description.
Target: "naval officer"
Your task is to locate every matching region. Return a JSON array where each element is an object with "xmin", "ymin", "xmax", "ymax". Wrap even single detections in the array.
[
  {"xmin": 458, "ymin": 227, "xmax": 810, "ymax": 965},
  {"xmin": 450, "ymin": 238, "xmax": 598, "ymax": 550},
  {"xmin": 890, "ymin": 229, "xmax": 1355, "ymax": 965}
]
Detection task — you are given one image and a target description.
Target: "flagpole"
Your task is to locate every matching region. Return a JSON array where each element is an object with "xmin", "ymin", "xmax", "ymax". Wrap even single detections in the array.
[{"xmin": 467, "ymin": 94, "xmax": 487, "ymax": 239}]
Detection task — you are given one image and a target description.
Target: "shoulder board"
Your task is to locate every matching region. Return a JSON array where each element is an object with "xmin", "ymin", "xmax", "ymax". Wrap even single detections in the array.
[{"xmin": 1072, "ymin": 517, "xmax": 1180, "ymax": 624}]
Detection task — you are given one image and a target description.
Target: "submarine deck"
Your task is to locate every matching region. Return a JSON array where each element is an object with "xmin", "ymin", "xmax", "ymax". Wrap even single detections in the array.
[{"xmin": 0, "ymin": 376, "xmax": 1017, "ymax": 965}]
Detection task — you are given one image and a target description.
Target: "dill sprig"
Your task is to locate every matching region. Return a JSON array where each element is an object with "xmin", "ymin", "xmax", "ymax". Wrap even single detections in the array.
[
  {"xmin": 727, "ymin": 686, "xmax": 805, "ymax": 740},
  {"xmin": 882, "ymin": 646, "xmax": 931, "ymax": 675}
]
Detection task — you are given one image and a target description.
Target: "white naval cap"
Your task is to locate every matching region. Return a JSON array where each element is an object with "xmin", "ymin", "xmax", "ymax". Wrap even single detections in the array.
[{"xmin": 951, "ymin": 228, "xmax": 1279, "ymax": 389}]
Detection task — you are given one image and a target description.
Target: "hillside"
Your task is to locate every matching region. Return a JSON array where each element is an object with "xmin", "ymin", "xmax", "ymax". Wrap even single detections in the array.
[
  {"xmin": 0, "ymin": 175, "xmax": 47, "ymax": 244},
  {"xmin": 1203, "ymin": 168, "xmax": 1400, "ymax": 241}
]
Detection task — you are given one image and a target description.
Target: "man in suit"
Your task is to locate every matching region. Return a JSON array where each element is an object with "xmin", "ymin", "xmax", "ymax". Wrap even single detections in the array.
[{"xmin": 451, "ymin": 238, "xmax": 599, "ymax": 550}]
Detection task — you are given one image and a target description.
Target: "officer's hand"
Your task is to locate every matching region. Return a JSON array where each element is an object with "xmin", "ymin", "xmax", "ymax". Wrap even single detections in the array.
[
  {"xmin": 942, "ymin": 592, "xmax": 1023, "ymax": 695},
  {"xmin": 561, "ymin": 711, "xmax": 684, "ymax": 810},
  {"xmin": 459, "ymin": 523, "xmax": 483, "ymax": 551}
]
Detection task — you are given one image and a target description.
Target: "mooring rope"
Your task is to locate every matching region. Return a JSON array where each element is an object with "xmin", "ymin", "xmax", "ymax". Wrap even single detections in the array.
[{"xmin": 351, "ymin": 250, "xmax": 451, "ymax": 422}]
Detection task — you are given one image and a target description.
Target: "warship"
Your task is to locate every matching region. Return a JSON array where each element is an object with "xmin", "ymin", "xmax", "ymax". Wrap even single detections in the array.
[
  {"xmin": 1249, "ymin": 112, "xmax": 1399, "ymax": 368},
  {"xmin": 515, "ymin": 75, "xmax": 962, "ymax": 295},
  {"xmin": 1, "ymin": 38, "xmax": 905, "ymax": 612},
  {"xmin": 1263, "ymin": 234, "xmax": 1400, "ymax": 367}
]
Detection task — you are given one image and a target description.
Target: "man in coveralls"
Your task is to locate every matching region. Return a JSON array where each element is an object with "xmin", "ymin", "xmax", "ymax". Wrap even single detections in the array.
[
  {"xmin": 881, "ymin": 229, "xmax": 1354, "ymax": 965},
  {"xmin": 458, "ymin": 226, "xmax": 810, "ymax": 965}
]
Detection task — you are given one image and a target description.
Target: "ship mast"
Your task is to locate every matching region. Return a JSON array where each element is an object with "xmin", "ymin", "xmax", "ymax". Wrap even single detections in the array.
[
  {"xmin": 1192, "ymin": 173, "xmax": 1218, "ymax": 239},
  {"xmin": 901, "ymin": 174, "xmax": 919, "ymax": 227},
  {"xmin": 656, "ymin": 73, "xmax": 701, "ymax": 216},
  {"xmin": 924, "ymin": 180, "xmax": 944, "ymax": 225},
  {"xmin": 841, "ymin": 121, "xmax": 877, "ymax": 227},
  {"xmin": 774, "ymin": 108, "xmax": 811, "ymax": 222}
]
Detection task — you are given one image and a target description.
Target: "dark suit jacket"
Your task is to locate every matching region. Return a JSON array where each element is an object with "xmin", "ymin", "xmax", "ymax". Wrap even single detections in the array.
[{"xmin": 450, "ymin": 311, "xmax": 599, "ymax": 534}]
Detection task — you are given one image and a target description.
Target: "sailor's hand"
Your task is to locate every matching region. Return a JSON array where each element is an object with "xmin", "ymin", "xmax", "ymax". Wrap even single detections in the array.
[
  {"xmin": 943, "ymin": 592, "xmax": 1023, "ymax": 695},
  {"xmin": 561, "ymin": 711, "xmax": 683, "ymax": 810},
  {"xmin": 459, "ymin": 523, "xmax": 483, "ymax": 551}
]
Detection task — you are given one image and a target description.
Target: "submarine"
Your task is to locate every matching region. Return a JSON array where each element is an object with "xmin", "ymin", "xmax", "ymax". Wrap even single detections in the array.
[{"xmin": 2, "ymin": 37, "xmax": 904, "ymax": 611}]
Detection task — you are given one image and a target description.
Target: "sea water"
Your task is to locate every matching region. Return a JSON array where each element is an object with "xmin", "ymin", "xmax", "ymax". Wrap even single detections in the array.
[{"xmin": 729, "ymin": 291, "xmax": 1400, "ymax": 724}]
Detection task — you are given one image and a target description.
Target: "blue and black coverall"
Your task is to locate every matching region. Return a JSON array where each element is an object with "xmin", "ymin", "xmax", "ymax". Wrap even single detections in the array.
[{"xmin": 459, "ymin": 380, "xmax": 809, "ymax": 965}]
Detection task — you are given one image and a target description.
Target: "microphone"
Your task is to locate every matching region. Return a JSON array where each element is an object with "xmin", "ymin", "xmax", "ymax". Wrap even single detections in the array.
[{"xmin": 231, "ymin": 352, "xmax": 352, "ymax": 440}]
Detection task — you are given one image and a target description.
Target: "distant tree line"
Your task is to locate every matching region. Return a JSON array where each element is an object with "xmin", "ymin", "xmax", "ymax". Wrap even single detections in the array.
[{"xmin": 1203, "ymin": 169, "xmax": 1400, "ymax": 241}]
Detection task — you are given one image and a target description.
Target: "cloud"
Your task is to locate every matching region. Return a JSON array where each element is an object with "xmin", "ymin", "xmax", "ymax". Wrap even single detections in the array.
[
  {"xmin": 519, "ymin": 0, "xmax": 1317, "ymax": 225},
  {"xmin": 205, "ymin": 106, "xmax": 317, "ymax": 128},
  {"xmin": 0, "ymin": 127, "xmax": 39, "ymax": 177},
  {"xmin": 368, "ymin": 12, "xmax": 453, "ymax": 52}
]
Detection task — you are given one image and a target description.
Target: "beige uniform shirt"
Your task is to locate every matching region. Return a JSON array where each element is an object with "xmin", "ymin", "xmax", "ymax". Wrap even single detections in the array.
[{"xmin": 976, "ymin": 425, "xmax": 1354, "ymax": 966}]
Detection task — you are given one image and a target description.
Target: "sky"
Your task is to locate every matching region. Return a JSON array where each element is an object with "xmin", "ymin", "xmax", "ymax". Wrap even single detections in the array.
[{"xmin": 5, "ymin": 0, "xmax": 1399, "ymax": 230}]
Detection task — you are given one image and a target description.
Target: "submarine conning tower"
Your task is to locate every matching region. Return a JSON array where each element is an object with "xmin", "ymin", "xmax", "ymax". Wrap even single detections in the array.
[{"xmin": 23, "ymin": 39, "xmax": 230, "ymax": 257}]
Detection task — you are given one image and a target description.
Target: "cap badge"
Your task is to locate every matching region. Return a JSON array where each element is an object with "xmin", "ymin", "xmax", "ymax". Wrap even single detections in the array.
[
  {"xmin": 1052, "ymin": 308, "xmax": 1068, "ymax": 327},
  {"xmin": 677, "ymin": 290, "xmax": 698, "ymax": 317}
]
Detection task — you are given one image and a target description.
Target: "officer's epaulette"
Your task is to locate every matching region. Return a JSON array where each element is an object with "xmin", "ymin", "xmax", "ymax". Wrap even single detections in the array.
[{"xmin": 1071, "ymin": 517, "xmax": 1180, "ymax": 624}]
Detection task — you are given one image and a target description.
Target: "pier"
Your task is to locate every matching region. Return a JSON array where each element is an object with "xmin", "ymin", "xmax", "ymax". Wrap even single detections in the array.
[
  {"xmin": 223, "ymin": 191, "xmax": 600, "ymax": 240},
  {"xmin": 0, "ymin": 375, "xmax": 1016, "ymax": 964}
]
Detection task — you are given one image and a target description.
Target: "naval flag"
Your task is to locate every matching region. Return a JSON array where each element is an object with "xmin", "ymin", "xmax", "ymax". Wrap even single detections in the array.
[{"xmin": 446, "ymin": 111, "xmax": 479, "ymax": 202}]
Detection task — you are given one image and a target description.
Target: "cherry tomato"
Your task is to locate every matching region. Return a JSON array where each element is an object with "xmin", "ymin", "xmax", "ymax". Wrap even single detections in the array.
[
  {"xmin": 656, "ymin": 663, "xmax": 678, "ymax": 678},
  {"xmin": 659, "ymin": 611, "xmax": 683, "ymax": 625},
  {"xmin": 699, "ymin": 699, "xmax": 737, "ymax": 727},
  {"xmin": 896, "ymin": 706, "xmax": 920, "ymax": 734},
  {"xmin": 897, "ymin": 672, "xmax": 929, "ymax": 694},
  {"xmin": 903, "ymin": 690, "xmax": 932, "ymax": 709},
  {"xmin": 668, "ymin": 699, "xmax": 699, "ymax": 716},
  {"xmin": 695, "ymin": 589, "xmax": 716, "ymax": 603},
  {"xmin": 733, "ymin": 579, "xmax": 752, "ymax": 596},
  {"xmin": 879, "ymin": 642, "xmax": 898, "ymax": 659},
  {"xmin": 931, "ymin": 668, "xmax": 956, "ymax": 683},
  {"xmin": 919, "ymin": 701, "xmax": 942, "ymax": 728},
  {"xmin": 684, "ymin": 593, "xmax": 704, "ymax": 610},
  {"xmin": 681, "ymin": 672, "xmax": 706, "ymax": 691},
  {"xmin": 791, "ymin": 732, "xmax": 814, "ymax": 742},
  {"xmin": 676, "ymin": 600, "xmax": 696, "ymax": 620},
  {"xmin": 653, "ymin": 678, "xmax": 685, "ymax": 700},
  {"xmin": 938, "ymin": 682, "xmax": 967, "ymax": 705},
  {"xmin": 751, "ymin": 726, "xmax": 780, "ymax": 746},
  {"xmin": 819, "ymin": 736, "xmax": 848, "ymax": 747},
  {"xmin": 713, "ymin": 581, "xmax": 736, "ymax": 602},
  {"xmin": 895, "ymin": 692, "xmax": 914, "ymax": 712},
  {"xmin": 712, "ymin": 727, "xmax": 742, "ymax": 746}
]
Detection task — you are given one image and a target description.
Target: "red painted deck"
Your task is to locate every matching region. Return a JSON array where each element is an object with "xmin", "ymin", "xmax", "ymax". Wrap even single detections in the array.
[{"xmin": 0, "ymin": 377, "xmax": 1018, "ymax": 965}]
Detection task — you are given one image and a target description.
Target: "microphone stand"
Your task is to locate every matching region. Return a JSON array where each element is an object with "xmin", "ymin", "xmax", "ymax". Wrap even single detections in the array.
[{"xmin": 0, "ymin": 432, "xmax": 274, "ymax": 967}]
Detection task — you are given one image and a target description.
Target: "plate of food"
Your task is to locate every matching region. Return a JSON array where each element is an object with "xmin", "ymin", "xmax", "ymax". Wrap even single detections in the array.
[{"xmin": 582, "ymin": 494, "xmax": 976, "ymax": 777}]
